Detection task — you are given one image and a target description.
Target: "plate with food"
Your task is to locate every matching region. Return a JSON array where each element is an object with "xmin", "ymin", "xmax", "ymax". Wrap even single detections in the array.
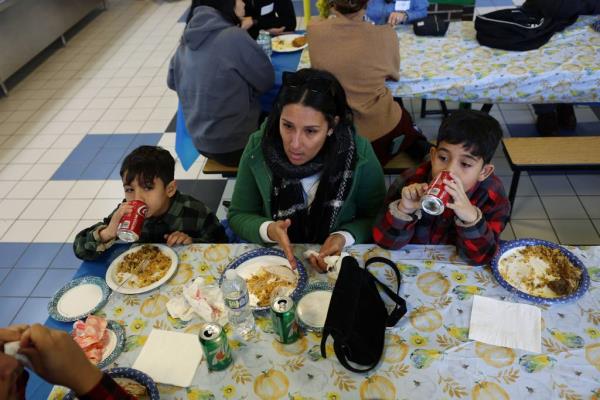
[
  {"xmin": 271, "ymin": 34, "xmax": 307, "ymax": 52},
  {"xmin": 48, "ymin": 276, "xmax": 111, "ymax": 322},
  {"xmin": 220, "ymin": 248, "xmax": 308, "ymax": 311},
  {"xmin": 64, "ymin": 367, "xmax": 159, "ymax": 400},
  {"xmin": 71, "ymin": 316, "xmax": 125, "ymax": 370},
  {"xmin": 296, "ymin": 281, "xmax": 333, "ymax": 332},
  {"xmin": 491, "ymin": 238, "xmax": 590, "ymax": 304},
  {"xmin": 106, "ymin": 244, "xmax": 178, "ymax": 294}
]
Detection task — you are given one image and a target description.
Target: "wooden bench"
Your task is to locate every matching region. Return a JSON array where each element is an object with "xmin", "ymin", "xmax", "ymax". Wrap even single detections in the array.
[
  {"xmin": 502, "ymin": 137, "xmax": 600, "ymax": 211},
  {"xmin": 202, "ymin": 151, "xmax": 419, "ymax": 177}
]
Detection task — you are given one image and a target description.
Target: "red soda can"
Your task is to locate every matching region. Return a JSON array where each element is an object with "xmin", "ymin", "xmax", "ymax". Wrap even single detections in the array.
[
  {"xmin": 421, "ymin": 171, "xmax": 453, "ymax": 215},
  {"xmin": 117, "ymin": 200, "xmax": 147, "ymax": 242}
]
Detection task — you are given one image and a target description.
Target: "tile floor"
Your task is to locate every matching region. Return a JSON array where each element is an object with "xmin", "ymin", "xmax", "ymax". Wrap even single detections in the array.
[{"xmin": 0, "ymin": 0, "xmax": 599, "ymax": 335}]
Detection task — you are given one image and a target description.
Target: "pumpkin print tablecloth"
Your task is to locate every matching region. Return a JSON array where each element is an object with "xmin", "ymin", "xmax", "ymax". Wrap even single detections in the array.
[
  {"xmin": 49, "ymin": 244, "xmax": 600, "ymax": 400},
  {"xmin": 298, "ymin": 16, "xmax": 600, "ymax": 104}
]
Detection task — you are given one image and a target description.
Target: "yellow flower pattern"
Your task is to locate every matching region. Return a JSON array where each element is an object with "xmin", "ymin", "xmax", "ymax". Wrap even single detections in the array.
[{"xmin": 48, "ymin": 244, "xmax": 600, "ymax": 399}]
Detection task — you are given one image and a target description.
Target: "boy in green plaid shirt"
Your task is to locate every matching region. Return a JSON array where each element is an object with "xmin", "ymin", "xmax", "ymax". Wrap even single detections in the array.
[{"xmin": 73, "ymin": 146, "xmax": 227, "ymax": 260}]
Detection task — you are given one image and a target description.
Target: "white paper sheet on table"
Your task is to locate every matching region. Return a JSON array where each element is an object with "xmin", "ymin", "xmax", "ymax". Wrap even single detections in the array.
[
  {"xmin": 468, "ymin": 295, "xmax": 541, "ymax": 353},
  {"xmin": 132, "ymin": 329, "xmax": 203, "ymax": 387}
]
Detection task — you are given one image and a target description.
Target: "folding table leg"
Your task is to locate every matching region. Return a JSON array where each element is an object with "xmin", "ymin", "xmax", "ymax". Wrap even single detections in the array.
[{"xmin": 508, "ymin": 170, "xmax": 521, "ymax": 216}]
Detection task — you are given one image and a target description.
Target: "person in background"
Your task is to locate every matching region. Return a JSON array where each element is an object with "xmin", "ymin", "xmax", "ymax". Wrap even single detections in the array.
[
  {"xmin": 73, "ymin": 146, "xmax": 226, "ymax": 260},
  {"xmin": 367, "ymin": 0, "xmax": 428, "ymax": 26},
  {"xmin": 308, "ymin": 0, "xmax": 430, "ymax": 166},
  {"xmin": 245, "ymin": 0, "xmax": 297, "ymax": 39},
  {"xmin": 170, "ymin": 0, "xmax": 274, "ymax": 166},
  {"xmin": 228, "ymin": 69, "xmax": 386, "ymax": 271},
  {"xmin": 373, "ymin": 110, "xmax": 511, "ymax": 265},
  {"xmin": 533, "ymin": 103, "xmax": 576, "ymax": 136},
  {"xmin": 1, "ymin": 324, "xmax": 135, "ymax": 400}
]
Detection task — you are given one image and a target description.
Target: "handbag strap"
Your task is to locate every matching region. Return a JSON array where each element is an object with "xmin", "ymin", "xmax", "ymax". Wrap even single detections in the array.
[
  {"xmin": 364, "ymin": 256, "xmax": 407, "ymax": 327},
  {"xmin": 321, "ymin": 328, "xmax": 379, "ymax": 373}
]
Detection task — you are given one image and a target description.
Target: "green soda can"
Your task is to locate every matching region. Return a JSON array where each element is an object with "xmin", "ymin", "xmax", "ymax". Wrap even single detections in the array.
[
  {"xmin": 198, "ymin": 323, "xmax": 233, "ymax": 371},
  {"xmin": 270, "ymin": 296, "xmax": 299, "ymax": 344}
]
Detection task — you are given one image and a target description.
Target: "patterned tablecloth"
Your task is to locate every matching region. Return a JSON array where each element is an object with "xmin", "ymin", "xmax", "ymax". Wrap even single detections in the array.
[
  {"xmin": 49, "ymin": 244, "xmax": 600, "ymax": 400},
  {"xmin": 298, "ymin": 16, "xmax": 600, "ymax": 104}
]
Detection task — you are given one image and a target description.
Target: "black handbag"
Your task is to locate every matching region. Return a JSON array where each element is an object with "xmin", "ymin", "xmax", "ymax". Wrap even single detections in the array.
[
  {"xmin": 413, "ymin": 15, "xmax": 450, "ymax": 37},
  {"xmin": 320, "ymin": 256, "xmax": 407, "ymax": 373}
]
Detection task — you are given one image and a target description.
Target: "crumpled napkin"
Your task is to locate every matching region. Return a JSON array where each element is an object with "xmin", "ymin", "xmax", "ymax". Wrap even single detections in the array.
[
  {"xmin": 166, "ymin": 277, "xmax": 228, "ymax": 325},
  {"xmin": 303, "ymin": 250, "xmax": 349, "ymax": 281}
]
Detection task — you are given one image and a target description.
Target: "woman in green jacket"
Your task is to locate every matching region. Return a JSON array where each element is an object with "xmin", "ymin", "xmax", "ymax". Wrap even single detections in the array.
[{"xmin": 228, "ymin": 68, "xmax": 386, "ymax": 271}]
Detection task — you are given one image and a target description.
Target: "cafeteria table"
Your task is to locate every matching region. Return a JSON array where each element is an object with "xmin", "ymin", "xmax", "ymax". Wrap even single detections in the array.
[{"xmin": 46, "ymin": 243, "xmax": 600, "ymax": 399}]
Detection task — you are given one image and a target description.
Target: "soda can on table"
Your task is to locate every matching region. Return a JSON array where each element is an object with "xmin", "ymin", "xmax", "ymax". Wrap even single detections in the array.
[
  {"xmin": 421, "ymin": 170, "xmax": 453, "ymax": 216},
  {"xmin": 270, "ymin": 296, "xmax": 299, "ymax": 344},
  {"xmin": 198, "ymin": 323, "xmax": 233, "ymax": 371},
  {"xmin": 117, "ymin": 200, "xmax": 147, "ymax": 242}
]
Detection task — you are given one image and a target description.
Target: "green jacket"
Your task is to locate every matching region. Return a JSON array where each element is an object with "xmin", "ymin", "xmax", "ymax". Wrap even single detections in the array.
[{"xmin": 228, "ymin": 127, "xmax": 386, "ymax": 244}]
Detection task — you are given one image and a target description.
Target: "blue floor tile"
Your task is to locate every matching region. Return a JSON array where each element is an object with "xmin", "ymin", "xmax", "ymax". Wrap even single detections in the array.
[
  {"xmin": 0, "ymin": 243, "xmax": 29, "ymax": 267},
  {"xmin": 12, "ymin": 297, "xmax": 51, "ymax": 325},
  {"xmin": 50, "ymin": 244, "xmax": 82, "ymax": 269},
  {"xmin": 109, "ymin": 164, "xmax": 123, "ymax": 180},
  {"xmin": 0, "ymin": 268, "xmax": 10, "ymax": 284},
  {"xmin": 81, "ymin": 162, "xmax": 116, "ymax": 180},
  {"xmin": 80, "ymin": 134, "xmax": 111, "ymax": 148},
  {"xmin": 129, "ymin": 133, "xmax": 163, "ymax": 147},
  {"xmin": 105, "ymin": 134, "xmax": 136, "ymax": 148},
  {"xmin": 0, "ymin": 269, "xmax": 45, "ymax": 297},
  {"xmin": 0, "ymin": 297, "xmax": 26, "ymax": 326},
  {"xmin": 14, "ymin": 243, "xmax": 62, "ymax": 269},
  {"xmin": 91, "ymin": 146, "xmax": 127, "ymax": 165},
  {"xmin": 63, "ymin": 147, "xmax": 99, "ymax": 164},
  {"xmin": 51, "ymin": 162, "xmax": 87, "ymax": 180},
  {"xmin": 32, "ymin": 269, "xmax": 77, "ymax": 297}
]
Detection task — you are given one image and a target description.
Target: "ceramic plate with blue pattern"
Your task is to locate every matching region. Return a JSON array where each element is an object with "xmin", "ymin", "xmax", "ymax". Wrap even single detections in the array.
[
  {"xmin": 296, "ymin": 281, "xmax": 334, "ymax": 333},
  {"xmin": 70, "ymin": 320, "xmax": 125, "ymax": 370},
  {"xmin": 491, "ymin": 238, "xmax": 590, "ymax": 305},
  {"xmin": 48, "ymin": 276, "xmax": 111, "ymax": 322},
  {"xmin": 221, "ymin": 248, "xmax": 308, "ymax": 312},
  {"xmin": 64, "ymin": 367, "xmax": 160, "ymax": 400}
]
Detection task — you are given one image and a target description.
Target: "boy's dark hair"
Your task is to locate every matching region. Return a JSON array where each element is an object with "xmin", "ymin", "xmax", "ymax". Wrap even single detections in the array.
[
  {"xmin": 120, "ymin": 146, "xmax": 175, "ymax": 188},
  {"xmin": 436, "ymin": 110, "xmax": 503, "ymax": 164}
]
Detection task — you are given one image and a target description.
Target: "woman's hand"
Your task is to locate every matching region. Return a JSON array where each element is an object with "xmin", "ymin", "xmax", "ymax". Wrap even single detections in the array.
[
  {"xmin": 267, "ymin": 26, "xmax": 286, "ymax": 35},
  {"xmin": 388, "ymin": 11, "xmax": 407, "ymax": 25},
  {"xmin": 19, "ymin": 324, "xmax": 102, "ymax": 396},
  {"xmin": 267, "ymin": 219, "xmax": 297, "ymax": 269},
  {"xmin": 0, "ymin": 352, "xmax": 20, "ymax": 400},
  {"xmin": 309, "ymin": 233, "xmax": 346, "ymax": 272}
]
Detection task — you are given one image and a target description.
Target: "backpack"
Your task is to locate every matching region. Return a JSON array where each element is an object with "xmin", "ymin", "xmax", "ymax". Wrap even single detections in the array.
[
  {"xmin": 474, "ymin": 0, "xmax": 586, "ymax": 51},
  {"xmin": 320, "ymin": 256, "xmax": 407, "ymax": 373}
]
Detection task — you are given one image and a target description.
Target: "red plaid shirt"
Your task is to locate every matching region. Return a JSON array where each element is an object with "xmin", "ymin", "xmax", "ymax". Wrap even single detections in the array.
[{"xmin": 373, "ymin": 162, "xmax": 510, "ymax": 265}]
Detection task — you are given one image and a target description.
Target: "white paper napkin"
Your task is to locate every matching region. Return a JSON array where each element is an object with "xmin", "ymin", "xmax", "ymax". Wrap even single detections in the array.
[
  {"xmin": 132, "ymin": 329, "xmax": 203, "ymax": 387},
  {"xmin": 468, "ymin": 295, "xmax": 541, "ymax": 353}
]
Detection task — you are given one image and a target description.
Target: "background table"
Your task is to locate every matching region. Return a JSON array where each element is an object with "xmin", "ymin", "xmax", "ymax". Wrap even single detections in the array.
[
  {"xmin": 48, "ymin": 243, "xmax": 600, "ymax": 399},
  {"xmin": 297, "ymin": 16, "xmax": 600, "ymax": 104}
]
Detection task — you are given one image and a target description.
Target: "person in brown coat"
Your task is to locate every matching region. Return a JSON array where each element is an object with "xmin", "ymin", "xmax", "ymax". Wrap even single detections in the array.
[{"xmin": 307, "ymin": 0, "xmax": 429, "ymax": 165}]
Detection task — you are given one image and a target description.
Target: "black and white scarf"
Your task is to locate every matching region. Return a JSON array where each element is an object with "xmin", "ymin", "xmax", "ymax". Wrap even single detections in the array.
[{"xmin": 262, "ymin": 127, "xmax": 357, "ymax": 243}]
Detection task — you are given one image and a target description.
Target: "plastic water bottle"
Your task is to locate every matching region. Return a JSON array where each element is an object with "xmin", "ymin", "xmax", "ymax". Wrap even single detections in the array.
[
  {"xmin": 257, "ymin": 30, "xmax": 272, "ymax": 58},
  {"xmin": 222, "ymin": 269, "xmax": 255, "ymax": 339}
]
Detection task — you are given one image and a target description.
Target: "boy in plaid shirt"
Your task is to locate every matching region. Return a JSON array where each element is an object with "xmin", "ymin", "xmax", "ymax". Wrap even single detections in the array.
[
  {"xmin": 74, "ymin": 146, "xmax": 226, "ymax": 260},
  {"xmin": 373, "ymin": 110, "xmax": 510, "ymax": 265}
]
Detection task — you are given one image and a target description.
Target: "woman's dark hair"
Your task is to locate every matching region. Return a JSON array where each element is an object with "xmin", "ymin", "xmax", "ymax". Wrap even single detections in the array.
[
  {"xmin": 186, "ymin": 0, "xmax": 241, "ymax": 26},
  {"xmin": 264, "ymin": 68, "xmax": 354, "ymax": 159},
  {"xmin": 332, "ymin": 0, "xmax": 370, "ymax": 14}
]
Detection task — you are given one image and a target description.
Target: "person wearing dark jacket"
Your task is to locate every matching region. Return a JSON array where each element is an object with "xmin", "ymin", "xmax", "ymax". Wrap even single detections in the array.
[
  {"xmin": 169, "ymin": 0, "xmax": 275, "ymax": 166},
  {"xmin": 245, "ymin": 0, "xmax": 297, "ymax": 39}
]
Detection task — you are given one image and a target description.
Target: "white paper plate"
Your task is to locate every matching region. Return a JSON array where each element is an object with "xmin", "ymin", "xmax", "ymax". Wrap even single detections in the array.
[
  {"xmin": 271, "ymin": 33, "xmax": 307, "ymax": 52},
  {"xmin": 296, "ymin": 281, "xmax": 333, "ymax": 332},
  {"xmin": 48, "ymin": 276, "xmax": 110, "ymax": 322},
  {"xmin": 106, "ymin": 244, "xmax": 178, "ymax": 294}
]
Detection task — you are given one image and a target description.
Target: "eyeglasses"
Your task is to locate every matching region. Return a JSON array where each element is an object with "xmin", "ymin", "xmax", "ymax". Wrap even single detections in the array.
[{"xmin": 282, "ymin": 71, "xmax": 334, "ymax": 96}]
